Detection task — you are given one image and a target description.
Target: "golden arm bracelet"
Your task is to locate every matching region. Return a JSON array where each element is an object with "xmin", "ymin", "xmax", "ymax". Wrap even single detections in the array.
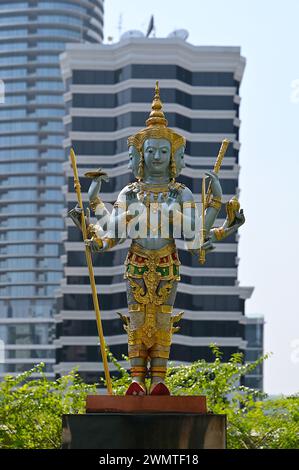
[
  {"xmin": 182, "ymin": 201, "xmax": 196, "ymax": 209},
  {"xmin": 103, "ymin": 237, "xmax": 118, "ymax": 249},
  {"xmin": 86, "ymin": 223, "xmax": 98, "ymax": 238},
  {"xmin": 91, "ymin": 236, "xmax": 118, "ymax": 250},
  {"xmin": 113, "ymin": 200, "xmax": 127, "ymax": 210},
  {"xmin": 212, "ymin": 227, "xmax": 225, "ymax": 241}
]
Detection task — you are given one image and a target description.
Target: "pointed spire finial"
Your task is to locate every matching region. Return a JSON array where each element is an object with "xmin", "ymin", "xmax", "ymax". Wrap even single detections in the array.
[
  {"xmin": 146, "ymin": 81, "xmax": 168, "ymax": 127},
  {"xmin": 155, "ymin": 80, "xmax": 159, "ymax": 96}
]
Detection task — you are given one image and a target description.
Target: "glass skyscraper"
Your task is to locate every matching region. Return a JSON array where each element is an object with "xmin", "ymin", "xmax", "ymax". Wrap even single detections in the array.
[{"xmin": 0, "ymin": 0, "xmax": 104, "ymax": 378}]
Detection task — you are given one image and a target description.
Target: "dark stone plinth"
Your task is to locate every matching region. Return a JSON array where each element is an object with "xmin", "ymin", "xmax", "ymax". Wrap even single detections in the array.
[
  {"xmin": 62, "ymin": 413, "xmax": 226, "ymax": 449},
  {"xmin": 86, "ymin": 395, "xmax": 207, "ymax": 414}
]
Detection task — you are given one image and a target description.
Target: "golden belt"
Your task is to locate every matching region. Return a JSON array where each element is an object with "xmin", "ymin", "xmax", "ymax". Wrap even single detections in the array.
[{"xmin": 124, "ymin": 241, "xmax": 180, "ymax": 281}]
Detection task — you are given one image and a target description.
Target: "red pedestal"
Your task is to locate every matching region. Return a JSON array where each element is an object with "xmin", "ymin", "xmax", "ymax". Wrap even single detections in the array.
[
  {"xmin": 63, "ymin": 396, "xmax": 226, "ymax": 448},
  {"xmin": 86, "ymin": 395, "xmax": 207, "ymax": 414}
]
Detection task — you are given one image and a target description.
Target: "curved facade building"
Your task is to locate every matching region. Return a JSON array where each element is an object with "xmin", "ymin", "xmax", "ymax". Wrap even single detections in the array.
[
  {"xmin": 55, "ymin": 37, "xmax": 259, "ymax": 387},
  {"xmin": 0, "ymin": 0, "xmax": 104, "ymax": 378}
]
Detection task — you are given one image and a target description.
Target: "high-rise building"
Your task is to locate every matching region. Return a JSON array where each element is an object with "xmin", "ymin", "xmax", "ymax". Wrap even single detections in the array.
[
  {"xmin": 244, "ymin": 316, "xmax": 264, "ymax": 390},
  {"xmin": 0, "ymin": 0, "xmax": 104, "ymax": 378},
  {"xmin": 54, "ymin": 33, "xmax": 261, "ymax": 386}
]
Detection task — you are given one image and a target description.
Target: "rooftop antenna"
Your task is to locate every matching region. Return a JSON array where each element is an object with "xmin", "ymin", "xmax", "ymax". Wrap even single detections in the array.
[
  {"xmin": 146, "ymin": 15, "xmax": 155, "ymax": 37},
  {"xmin": 118, "ymin": 13, "xmax": 123, "ymax": 40}
]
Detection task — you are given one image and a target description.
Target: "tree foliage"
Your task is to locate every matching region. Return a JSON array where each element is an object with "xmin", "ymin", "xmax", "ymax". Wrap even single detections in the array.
[
  {"xmin": 106, "ymin": 346, "xmax": 299, "ymax": 449},
  {"xmin": 0, "ymin": 363, "xmax": 95, "ymax": 449},
  {"xmin": 0, "ymin": 348, "xmax": 298, "ymax": 449}
]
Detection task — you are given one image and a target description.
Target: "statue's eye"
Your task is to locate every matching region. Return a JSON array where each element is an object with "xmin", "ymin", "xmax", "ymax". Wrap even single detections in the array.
[{"xmin": 148, "ymin": 149, "xmax": 153, "ymax": 153}]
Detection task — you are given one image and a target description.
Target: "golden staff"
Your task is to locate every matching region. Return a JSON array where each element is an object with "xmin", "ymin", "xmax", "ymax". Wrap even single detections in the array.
[
  {"xmin": 199, "ymin": 175, "xmax": 206, "ymax": 264},
  {"xmin": 199, "ymin": 139, "xmax": 230, "ymax": 265},
  {"xmin": 69, "ymin": 148, "xmax": 113, "ymax": 395},
  {"xmin": 206, "ymin": 138, "xmax": 230, "ymax": 206}
]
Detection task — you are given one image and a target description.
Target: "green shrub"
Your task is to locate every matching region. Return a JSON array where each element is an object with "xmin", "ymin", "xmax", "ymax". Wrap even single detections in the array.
[
  {"xmin": 0, "ymin": 347, "xmax": 298, "ymax": 449},
  {"xmin": 107, "ymin": 345, "xmax": 299, "ymax": 449},
  {"xmin": 0, "ymin": 363, "xmax": 95, "ymax": 449}
]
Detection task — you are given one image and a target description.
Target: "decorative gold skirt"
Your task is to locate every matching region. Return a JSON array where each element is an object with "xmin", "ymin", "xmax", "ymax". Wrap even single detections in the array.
[{"xmin": 120, "ymin": 241, "xmax": 183, "ymax": 359}]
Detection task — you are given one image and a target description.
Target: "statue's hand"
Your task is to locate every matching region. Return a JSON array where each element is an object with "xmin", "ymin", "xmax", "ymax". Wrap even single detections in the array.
[
  {"xmin": 68, "ymin": 204, "xmax": 82, "ymax": 230},
  {"xmin": 68, "ymin": 204, "xmax": 92, "ymax": 230},
  {"xmin": 72, "ymin": 203, "xmax": 82, "ymax": 215},
  {"xmin": 234, "ymin": 208, "xmax": 245, "ymax": 227},
  {"xmin": 127, "ymin": 189, "xmax": 139, "ymax": 203},
  {"xmin": 201, "ymin": 237, "xmax": 215, "ymax": 252},
  {"xmin": 127, "ymin": 191, "xmax": 145, "ymax": 218},
  {"xmin": 205, "ymin": 170, "xmax": 222, "ymax": 199},
  {"xmin": 94, "ymin": 173, "xmax": 109, "ymax": 185},
  {"xmin": 168, "ymin": 187, "xmax": 179, "ymax": 203},
  {"xmin": 162, "ymin": 189, "xmax": 181, "ymax": 219},
  {"xmin": 189, "ymin": 237, "xmax": 215, "ymax": 257},
  {"xmin": 84, "ymin": 236, "xmax": 103, "ymax": 252},
  {"xmin": 85, "ymin": 168, "xmax": 109, "ymax": 184},
  {"xmin": 87, "ymin": 169, "xmax": 109, "ymax": 201}
]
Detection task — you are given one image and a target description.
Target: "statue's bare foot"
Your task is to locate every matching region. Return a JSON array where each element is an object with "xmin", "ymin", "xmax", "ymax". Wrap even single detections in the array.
[
  {"xmin": 125, "ymin": 381, "xmax": 146, "ymax": 396},
  {"xmin": 149, "ymin": 382, "xmax": 170, "ymax": 396}
]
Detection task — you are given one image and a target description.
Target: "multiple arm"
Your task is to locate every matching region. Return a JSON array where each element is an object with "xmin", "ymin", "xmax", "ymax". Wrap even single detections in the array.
[
  {"xmin": 181, "ymin": 171, "xmax": 245, "ymax": 255},
  {"xmin": 69, "ymin": 170, "xmax": 245, "ymax": 258},
  {"xmin": 85, "ymin": 186, "xmax": 129, "ymax": 252},
  {"xmin": 178, "ymin": 171, "xmax": 223, "ymax": 249},
  {"xmin": 69, "ymin": 179, "xmax": 145, "ymax": 253},
  {"xmin": 68, "ymin": 174, "xmax": 120, "ymax": 252},
  {"xmin": 202, "ymin": 202, "xmax": 245, "ymax": 252}
]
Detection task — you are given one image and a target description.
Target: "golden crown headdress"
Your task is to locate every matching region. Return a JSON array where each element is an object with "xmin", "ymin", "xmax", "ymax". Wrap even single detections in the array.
[{"xmin": 127, "ymin": 81, "xmax": 186, "ymax": 180}]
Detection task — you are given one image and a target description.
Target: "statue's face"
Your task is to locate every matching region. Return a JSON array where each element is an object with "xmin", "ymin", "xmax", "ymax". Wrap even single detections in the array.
[
  {"xmin": 174, "ymin": 145, "xmax": 185, "ymax": 177},
  {"xmin": 143, "ymin": 138, "xmax": 171, "ymax": 176},
  {"xmin": 128, "ymin": 145, "xmax": 140, "ymax": 177}
]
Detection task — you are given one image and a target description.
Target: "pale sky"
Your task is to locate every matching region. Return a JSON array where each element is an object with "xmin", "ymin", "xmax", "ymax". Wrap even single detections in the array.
[{"xmin": 104, "ymin": 0, "xmax": 299, "ymax": 395}]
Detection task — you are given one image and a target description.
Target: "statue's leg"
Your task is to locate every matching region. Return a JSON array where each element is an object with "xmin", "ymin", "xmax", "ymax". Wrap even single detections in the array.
[
  {"xmin": 149, "ymin": 357, "xmax": 169, "ymax": 395},
  {"xmin": 124, "ymin": 252, "xmax": 180, "ymax": 395},
  {"xmin": 125, "ymin": 278, "xmax": 148, "ymax": 395},
  {"xmin": 149, "ymin": 281, "xmax": 178, "ymax": 395},
  {"xmin": 130, "ymin": 357, "xmax": 147, "ymax": 383}
]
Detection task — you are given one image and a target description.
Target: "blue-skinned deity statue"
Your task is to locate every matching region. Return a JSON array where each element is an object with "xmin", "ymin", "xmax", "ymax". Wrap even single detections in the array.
[{"xmin": 69, "ymin": 82, "xmax": 245, "ymax": 396}]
